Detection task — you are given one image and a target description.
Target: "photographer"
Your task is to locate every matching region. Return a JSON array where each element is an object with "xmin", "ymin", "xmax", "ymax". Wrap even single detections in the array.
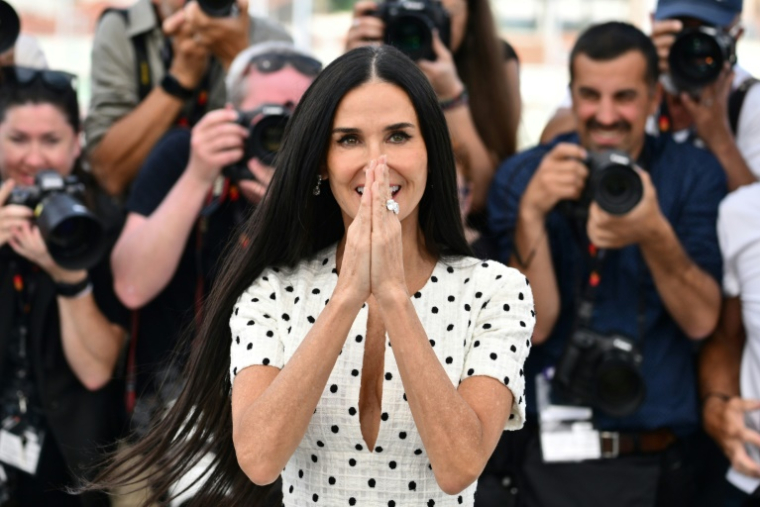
[
  {"xmin": 85, "ymin": 0, "xmax": 291, "ymax": 197},
  {"xmin": 0, "ymin": 71, "xmax": 127, "ymax": 505},
  {"xmin": 110, "ymin": 42, "xmax": 319, "ymax": 445},
  {"xmin": 488, "ymin": 22, "xmax": 725, "ymax": 506},
  {"xmin": 346, "ymin": 0, "xmax": 520, "ymax": 213}
]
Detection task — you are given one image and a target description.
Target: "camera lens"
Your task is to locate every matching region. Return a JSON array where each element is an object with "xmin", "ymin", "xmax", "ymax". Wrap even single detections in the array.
[
  {"xmin": 250, "ymin": 113, "xmax": 290, "ymax": 167},
  {"xmin": 196, "ymin": 0, "xmax": 235, "ymax": 17},
  {"xmin": 0, "ymin": 1, "xmax": 20, "ymax": 54},
  {"xmin": 385, "ymin": 15, "xmax": 433, "ymax": 61},
  {"xmin": 595, "ymin": 360, "xmax": 645, "ymax": 417},
  {"xmin": 670, "ymin": 31, "xmax": 724, "ymax": 86},
  {"xmin": 593, "ymin": 163, "xmax": 643, "ymax": 215}
]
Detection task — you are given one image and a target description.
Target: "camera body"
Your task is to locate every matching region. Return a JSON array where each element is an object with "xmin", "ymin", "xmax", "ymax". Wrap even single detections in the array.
[
  {"xmin": 196, "ymin": 0, "xmax": 238, "ymax": 17},
  {"xmin": 6, "ymin": 171, "xmax": 106, "ymax": 270},
  {"xmin": 553, "ymin": 327, "xmax": 646, "ymax": 417},
  {"xmin": 222, "ymin": 104, "xmax": 291, "ymax": 182},
  {"xmin": 564, "ymin": 149, "xmax": 643, "ymax": 219},
  {"xmin": 373, "ymin": 0, "xmax": 451, "ymax": 61},
  {"xmin": 667, "ymin": 26, "xmax": 737, "ymax": 97}
]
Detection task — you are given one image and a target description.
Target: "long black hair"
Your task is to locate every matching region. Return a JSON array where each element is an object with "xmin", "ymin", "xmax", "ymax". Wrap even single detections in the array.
[{"xmin": 87, "ymin": 45, "xmax": 471, "ymax": 506}]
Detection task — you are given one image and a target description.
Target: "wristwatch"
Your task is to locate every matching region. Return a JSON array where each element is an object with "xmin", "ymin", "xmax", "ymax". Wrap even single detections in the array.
[{"xmin": 161, "ymin": 73, "xmax": 194, "ymax": 100}]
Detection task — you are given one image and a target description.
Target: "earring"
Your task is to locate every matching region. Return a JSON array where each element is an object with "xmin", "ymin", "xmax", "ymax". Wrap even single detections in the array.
[{"xmin": 313, "ymin": 174, "xmax": 322, "ymax": 196}]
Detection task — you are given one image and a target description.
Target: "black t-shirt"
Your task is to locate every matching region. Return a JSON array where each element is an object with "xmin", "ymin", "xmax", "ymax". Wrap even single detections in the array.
[{"xmin": 126, "ymin": 128, "xmax": 250, "ymax": 397}]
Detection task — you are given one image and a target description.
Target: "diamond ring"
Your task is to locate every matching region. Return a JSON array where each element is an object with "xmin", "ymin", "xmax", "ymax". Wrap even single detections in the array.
[{"xmin": 386, "ymin": 199, "xmax": 399, "ymax": 215}]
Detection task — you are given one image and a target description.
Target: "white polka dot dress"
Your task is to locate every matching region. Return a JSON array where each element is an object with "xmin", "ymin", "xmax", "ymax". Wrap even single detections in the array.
[{"xmin": 230, "ymin": 244, "xmax": 535, "ymax": 506}]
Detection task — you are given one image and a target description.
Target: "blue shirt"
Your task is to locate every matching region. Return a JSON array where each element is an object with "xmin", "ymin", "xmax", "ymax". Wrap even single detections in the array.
[{"xmin": 487, "ymin": 133, "xmax": 726, "ymax": 433}]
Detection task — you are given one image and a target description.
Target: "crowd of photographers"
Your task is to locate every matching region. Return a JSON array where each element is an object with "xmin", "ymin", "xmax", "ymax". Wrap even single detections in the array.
[{"xmin": 0, "ymin": 0, "xmax": 758, "ymax": 505}]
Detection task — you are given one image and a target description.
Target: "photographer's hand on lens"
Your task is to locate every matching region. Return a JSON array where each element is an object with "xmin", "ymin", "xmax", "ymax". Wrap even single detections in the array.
[
  {"xmin": 183, "ymin": 0, "xmax": 250, "ymax": 71},
  {"xmin": 416, "ymin": 30, "xmax": 464, "ymax": 100},
  {"xmin": 163, "ymin": 8, "xmax": 210, "ymax": 90},
  {"xmin": 0, "ymin": 180, "xmax": 33, "ymax": 248},
  {"xmin": 651, "ymin": 19, "xmax": 683, "ymax": 75},
  {"xmin": 345, "ymin": 1, "xmax": 384, "ymax": 51},
  {"xmin": 679, "ymin": 65, "xmax": 735, "ymax": 152},
  {"xmin": 237, "ymin": 160, "xmax": 274, "ymax": 205},
  {"xmin": 369, "ymin": 156, "xmax": 406, "ymax": 305},
  {"xmin": 521, "ymin": 143, "xmax": 588, "ymax": 218},
  {"xmin": 704, "ymin": 396, "xmax": 760, "ymax": 478},
  {"xmin": 586, "ymin": 168, "xmax": 663, "ymax": 249},
  {"xmin": 188, "ymin": 106, "xmax": 249, "ymax": 185},
  {"xmin": 8, "ymin": 219, "xmax": 87, "ymax": 284}
]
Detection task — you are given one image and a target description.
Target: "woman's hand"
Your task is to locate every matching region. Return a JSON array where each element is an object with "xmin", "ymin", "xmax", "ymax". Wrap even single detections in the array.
[
  {"xmin": 0, "ymin": 180, "xmax": 34, "ymax": 248},
  {"xmin": 334, "ymin": 161, "xmax": 375, "ymax": 307},
  {"xmin": 369, "ymin": 156, "xmax": 406, "ymax": 304},
  {"xmin": 9, "ymin": 220, "xmax": 87, "ymax": 284},
  {"xmin": 417, "ymin": 31, "xmax": 464, "ymax": 100}
]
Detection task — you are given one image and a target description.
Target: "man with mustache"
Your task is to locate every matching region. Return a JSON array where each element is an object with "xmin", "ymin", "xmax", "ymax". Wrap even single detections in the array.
[{"xmin": 487, "ymin": 22, "xmax": 725, "ymax": 507}]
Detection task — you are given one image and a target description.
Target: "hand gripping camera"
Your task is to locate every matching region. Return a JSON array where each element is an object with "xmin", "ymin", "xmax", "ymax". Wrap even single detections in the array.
[
  {"xmin": 553, "ymin": 327, "xmax": 646, "ymax": 417},
  {"xmin": 667, "ymin": 26, "xmax": 737, "ymax": 97},
  {"xmin": 222, "ymin": 104, "xmax": 292, "ymax": 182},
  {"xmin": 5, "ymin": 171, "xmax": 107, "ymax": 270},
  {"xmin": 373, "ymin": 0, "xmax": 451, "ymax": 61}
]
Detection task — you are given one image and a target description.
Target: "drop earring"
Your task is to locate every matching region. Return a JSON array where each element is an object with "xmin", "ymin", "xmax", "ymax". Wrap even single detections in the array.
[{"xmin": 313, "ymin": 174, "xmax": 322, "ymax": 196}]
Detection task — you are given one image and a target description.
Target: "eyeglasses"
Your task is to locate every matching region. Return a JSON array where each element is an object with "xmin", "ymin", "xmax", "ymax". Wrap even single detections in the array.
[
  {"xmin": 245, "ymin": 53, "xmax": 323, "ymax": 78},
  {"xmin": 0, "ymin": 66, "xmax": 78, "ymax": 92}
]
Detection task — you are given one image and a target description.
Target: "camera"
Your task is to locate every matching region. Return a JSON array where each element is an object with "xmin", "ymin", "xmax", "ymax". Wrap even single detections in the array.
[
  {"xmin": 0, "ymin": 0, "xmax": 21, "ymax": 54},
  {"xmin": 222, "ymin": 104, "xmax": 291, "ymax": 182},
  {"xmin": 565, "ymin": 149, "xmax": 643, "ymax": 218},
  {"xmin": 372, "ymin": 0, "xmax": 451, "ymax": 61},
  {"xmin": 667, "ymin": 26, "xmax": 737, "ymax": 96},
  {"xmin": 553, "ymin": 328, "xmax": 646, "ymax": 417},
  {"xmin": 196, "ymin": 0, "xmax": 238, "ymax": 17},
  {"xmin": 5, "ymin": 171, "xmax": 107, "ymax": 270}
]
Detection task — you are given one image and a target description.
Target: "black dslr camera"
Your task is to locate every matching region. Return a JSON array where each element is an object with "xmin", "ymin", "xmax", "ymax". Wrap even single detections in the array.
[
  {"xmin": 196, "ymin": 0, "xmax": 238, "ymax": 17},
  {"xmin": 5, "ymin": 171, "xmax": 107, "ymax": 270},
  {"xmin": 373, "ymin": 0, "xmax": 451, "ymax": 61},
  {"xmin": 222, "ymin": 104, "xmax": 292, "ymax": 182},
  {"xmin": 564, "ymin": 149, "xmax": 644, "ymax": 219},
  {"xmin": 667, "ymin": 26, "xmax": 737, "ymax": 97},
  {"xmin": 553, "ymin": 328, "xmax": 646, "ymax": 417}
]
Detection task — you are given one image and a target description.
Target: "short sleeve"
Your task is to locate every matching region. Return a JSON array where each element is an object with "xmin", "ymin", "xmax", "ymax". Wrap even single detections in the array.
[
  {"xmin": 229, "ymin": 268, "xmax": 285, "ymax": 383},
  {"xmin": 462, "ymin": 267, "xmax": 535, "ymax": 430}
]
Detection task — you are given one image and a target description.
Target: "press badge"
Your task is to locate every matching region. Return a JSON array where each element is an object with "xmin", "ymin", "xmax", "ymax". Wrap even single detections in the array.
[
  {"xmin": 536, "ymin": 370, "xmax": 602, "ymax": 462},
  {"xmin": 0, "ymin": 416, "xmax": 44, "ymax": 475}
]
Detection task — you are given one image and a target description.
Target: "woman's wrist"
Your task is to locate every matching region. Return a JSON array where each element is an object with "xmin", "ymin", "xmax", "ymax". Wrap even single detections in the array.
[{"xmin": 439, "ymin": 87, "xmax": 468, "ymax": 112}]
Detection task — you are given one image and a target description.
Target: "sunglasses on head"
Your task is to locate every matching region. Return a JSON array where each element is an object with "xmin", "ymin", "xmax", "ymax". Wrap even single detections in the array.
[
  {"xmin": 245, "ymin": 53, "xmax": 323, "ymax": 77},
  {"xmin": 0, "ymin": 66, "xmax": 78, "ymax": 92}
]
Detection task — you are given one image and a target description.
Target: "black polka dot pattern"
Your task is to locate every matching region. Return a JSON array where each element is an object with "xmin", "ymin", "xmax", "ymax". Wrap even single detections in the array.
[{"xmin": 228, "ymin": 248, "xmax": 534, "ymax": 506}]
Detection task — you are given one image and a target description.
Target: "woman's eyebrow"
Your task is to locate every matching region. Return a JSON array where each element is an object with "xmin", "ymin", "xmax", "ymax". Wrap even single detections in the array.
[
  {"xmin": 384, "ymin": 122, "xmax": 415, "ymax": 131},
  {"xmin": 331, "ymin": 127, "xmax": 359, "ymax": 135}
]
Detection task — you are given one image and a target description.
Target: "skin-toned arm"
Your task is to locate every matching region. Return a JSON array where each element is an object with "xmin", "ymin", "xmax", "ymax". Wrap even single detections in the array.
[
  {"xmin": 370, "ymin": 161, "xmax": 513, "ymax": 494},
  {"xmin": 511, "ymin": 143, "xmax": 588, "ymax": 343},
  {"xmin": 587, "ymin": 170, "xmax": 721, "ymax": 339},
  {"xmin": 700, "ymin": 297, "xmax": 760, "ymax": 477},
  {"xmin": 231, "ymin": 160, "xmax": 375, "ymax": 485},
  {"xmin": 112, "ymin": 108, "xmax": 247, "ymax": 309},
  {"xmin": 8, "ymin": 220, "xmax": 125, "ymax": 391}
]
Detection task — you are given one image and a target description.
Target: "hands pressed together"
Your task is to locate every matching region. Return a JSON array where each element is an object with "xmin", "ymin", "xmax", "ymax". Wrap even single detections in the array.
[{"xmin": 334, "ymin": 156, "xmax": 407, "ymax": 308}]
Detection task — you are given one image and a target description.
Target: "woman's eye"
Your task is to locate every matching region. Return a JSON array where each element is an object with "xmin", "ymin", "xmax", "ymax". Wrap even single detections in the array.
[
  {"xmin": 389, "ymin": 132, "xmax": 411, "ymax": 143},
  {"xmin": 337, "ymin": 135, "xmax": 359, "ymax": 146}
]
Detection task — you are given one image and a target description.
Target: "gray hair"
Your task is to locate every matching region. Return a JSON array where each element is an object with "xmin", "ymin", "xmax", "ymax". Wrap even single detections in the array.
[{"xmin": 226, "ymin": 41, "xmax": 320, "ymax": 107}]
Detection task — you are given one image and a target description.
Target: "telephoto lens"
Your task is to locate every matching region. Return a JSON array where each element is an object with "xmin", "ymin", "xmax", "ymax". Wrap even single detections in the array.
[
  {"xmin": 6, "ymin": 171, "xmax": 107, "ymax": 271},
  {"xmin": 196, "ymin": 0, "xmax": 237, "ymax": 17},
  {"xmin": 668, "ymin": 26, "xmax": 736, "ymax": 96},
  {"xmin": 586, "ymin": 150, "xmax": 644, "ymax": 215},
  {"xmin": 0, "ymin": 0, "xmax": 21, "ymax": 54}
]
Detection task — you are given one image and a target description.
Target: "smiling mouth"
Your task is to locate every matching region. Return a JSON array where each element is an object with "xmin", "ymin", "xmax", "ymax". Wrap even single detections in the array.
[{"xmin": 357, "ymin": 185, "xmax": 400, "ymax": 197}]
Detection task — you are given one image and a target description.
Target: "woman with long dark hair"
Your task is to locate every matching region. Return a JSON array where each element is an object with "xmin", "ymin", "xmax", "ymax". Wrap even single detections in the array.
[
  {"xmin": 91, "ymin": 46, "xmax": 533, "ymax": 506},
  {"xmin": 347, "ymin": 0, "xmax": 520, "ymax": 212}
]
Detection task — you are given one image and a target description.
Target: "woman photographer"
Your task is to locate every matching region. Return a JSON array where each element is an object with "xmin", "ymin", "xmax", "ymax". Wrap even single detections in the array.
[
  {"xmin": 346, "ymin": 0, "xmax": 520, "ymax": 213},
  {"xmin": 88, "ymin": 45, "xmax": 533, "ymax": 507},
  {"xmin": 0, "ymin": 69, "xmax": 127, "ymax": 506}
]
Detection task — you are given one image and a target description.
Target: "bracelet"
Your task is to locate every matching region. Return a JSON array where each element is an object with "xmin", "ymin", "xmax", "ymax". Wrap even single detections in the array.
[
  {"xmin": 701, "ymin": 392, "xmax": 733, "ymax": 405},
  {"xmin": 439, "ymin": 89, "xmax": 469, "ymax": 111},
  {"xmin": 55, "ymin": 276, "xmax": 92, "ymax": 298}
]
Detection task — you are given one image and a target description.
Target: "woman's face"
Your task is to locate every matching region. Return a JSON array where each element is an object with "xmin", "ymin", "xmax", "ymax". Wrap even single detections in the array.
[
  {"xmin": 442, "ymin": 0, "xmax": 468, "ymax": 53},
  {"xmin": 325, "ymin": 80, "xmax": 428, "ymax": 226},
  {"xmin": 0, "ymin": 103, "xmax": 80, "ymax": 186}
]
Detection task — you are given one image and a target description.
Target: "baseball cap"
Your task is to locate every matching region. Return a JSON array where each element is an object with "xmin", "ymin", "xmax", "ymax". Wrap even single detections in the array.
[{"xmin": 655, "ymin": 0, "xmax": 743, "ymax": 27}]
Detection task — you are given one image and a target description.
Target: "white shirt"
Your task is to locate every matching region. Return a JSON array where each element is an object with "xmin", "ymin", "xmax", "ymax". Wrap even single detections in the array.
[
  {"xmin": 718, "ymin": 183, "xmax": 760, "ymax": 492},
  {"xmin": 230, "ymin": 244, "xmax": 535, "ymax": 506}
]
